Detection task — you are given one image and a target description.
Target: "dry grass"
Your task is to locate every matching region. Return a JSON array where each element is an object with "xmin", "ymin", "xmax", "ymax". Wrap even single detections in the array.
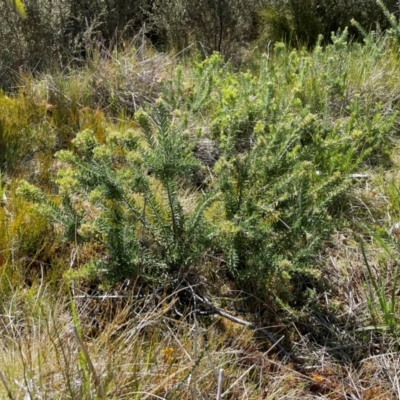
[
  {"xmin": 0, "ymin": 268, "xmax": 399, "ymax": 400},
  {"xmin": 0, "ymin": 283, "xmax": 289, "ymax": 399},
  {"xmin": 22, "ymin": 38, "xmax": 171, "ymax": 119}
]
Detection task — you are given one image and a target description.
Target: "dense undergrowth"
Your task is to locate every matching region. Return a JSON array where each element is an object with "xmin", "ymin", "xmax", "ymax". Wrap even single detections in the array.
[{"xmin": 2, "ymin": 3, "xmax": 400, "ymax": 399}]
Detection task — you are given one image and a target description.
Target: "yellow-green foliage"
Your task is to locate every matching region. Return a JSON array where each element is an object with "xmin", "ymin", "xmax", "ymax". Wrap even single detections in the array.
[
  {"xmin": 0, "ymin": 183, "xmax": 61, "ymax": 293},
  {"xmin": 16, "ymin": 33, "xmax": 400, "ymax": 296},
  {"xmin": 23, "ymin": 73, "xmax": 105, "ymax": 146},
  {"xmin": 5, "ymin": 0, "xmax": 26, "ymax": 19},
  {"xmin": 159, "ymin": 44, "xmax": 397, "ymax": 290},
  {"xmin": 0, "ymin": 92, "xmax": 55, "ymax": 177}
]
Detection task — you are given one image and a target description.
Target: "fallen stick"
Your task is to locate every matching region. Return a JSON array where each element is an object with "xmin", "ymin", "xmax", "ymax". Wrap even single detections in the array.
[{"xmin": 184, "ymin": 284, "xmax": 293, "ymax": 359}]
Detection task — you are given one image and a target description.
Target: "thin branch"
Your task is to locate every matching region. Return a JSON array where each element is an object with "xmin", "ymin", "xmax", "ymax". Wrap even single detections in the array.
[{"xmin": 184, "ymin": 285, "xmax": 293, "ymax": 359}]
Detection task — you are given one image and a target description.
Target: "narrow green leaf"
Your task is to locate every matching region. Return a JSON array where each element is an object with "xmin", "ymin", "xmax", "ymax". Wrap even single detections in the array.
[{"xmin": 6, "ymin": 0, "xmax": 27, "ymax": 19}]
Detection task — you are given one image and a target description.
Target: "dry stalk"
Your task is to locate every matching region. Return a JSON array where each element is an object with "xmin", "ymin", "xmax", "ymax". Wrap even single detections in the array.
[
  {"xmin": 0, "ymin": 371, "xmax": 14, "ymax": 400},
  {"xmin": 72, "ymin": 326, "xmax": 105, "ymax": 398},
  {"xmin": 216, "ymin": 369, "xmax": 224, "ymax": 400}
]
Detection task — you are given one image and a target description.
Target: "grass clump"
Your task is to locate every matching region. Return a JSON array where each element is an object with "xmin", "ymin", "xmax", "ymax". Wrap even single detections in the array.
[{"xmin": 0, "ymin": 92, "xmax": 55, "ymax": 178}]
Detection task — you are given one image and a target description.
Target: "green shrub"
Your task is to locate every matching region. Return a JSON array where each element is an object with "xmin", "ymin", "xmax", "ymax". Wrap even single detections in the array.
[
  {"xmin": 258, "ymin": 0, "xmax": 399, "ymax": 47},
  {"xmin": 159, "ymin": 45, "xmax": 396, "ymax": 295},
  {"xmin": 19, "ymin": 101, "xmax": 215, "ymax": 282},
  {"xmin": 352, "ymin": 0, "xmax": 400, "ymax": 48},
  {"xmin": 16, "ymin": 38, "xmax": 399, "ymax": 301},
  {"xmin": 0, "ymin": 0, "xmax": 153, "ymax": 90},
  {"xmin": 0, "ymin": 0, "xmax": 66, "ymax": 90}
]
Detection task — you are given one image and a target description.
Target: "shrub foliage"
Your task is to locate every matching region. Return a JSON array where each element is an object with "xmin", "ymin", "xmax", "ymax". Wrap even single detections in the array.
[{"xmin": 18, "ymin": 36, "xmax": 397, "ymax": 298}]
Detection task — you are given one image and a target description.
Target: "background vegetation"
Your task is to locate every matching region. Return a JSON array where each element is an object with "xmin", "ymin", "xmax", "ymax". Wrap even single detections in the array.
[
  {"xmin": 2, "ymin": 0, "xmax": 400, "ymax": 398},
  {"xmin": 1, "ymin": 0, "xmax": 399, "ymax": 90}
]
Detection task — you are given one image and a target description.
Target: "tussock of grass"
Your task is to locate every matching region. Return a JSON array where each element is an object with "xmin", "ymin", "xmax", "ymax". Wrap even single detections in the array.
[{"xmin": 23, "ymin": 42, "xmax": 171, "ymax": 118}]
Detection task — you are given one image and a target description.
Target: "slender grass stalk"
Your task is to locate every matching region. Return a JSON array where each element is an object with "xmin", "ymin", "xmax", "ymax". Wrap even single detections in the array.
[
  {"xmin": 216, "ymin": 369, "xmax": 224, "ymax": 400},
  {"xmin": 0, "ymin": 371, "xmax": 14, "ymax": 400},
  {"xmin": 361, "ymin": 241, "xmax": 399, "ymax": 332},
  {"xmin": 72, "ymin": 326, "xmax": 105, "ymax": 398}
]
